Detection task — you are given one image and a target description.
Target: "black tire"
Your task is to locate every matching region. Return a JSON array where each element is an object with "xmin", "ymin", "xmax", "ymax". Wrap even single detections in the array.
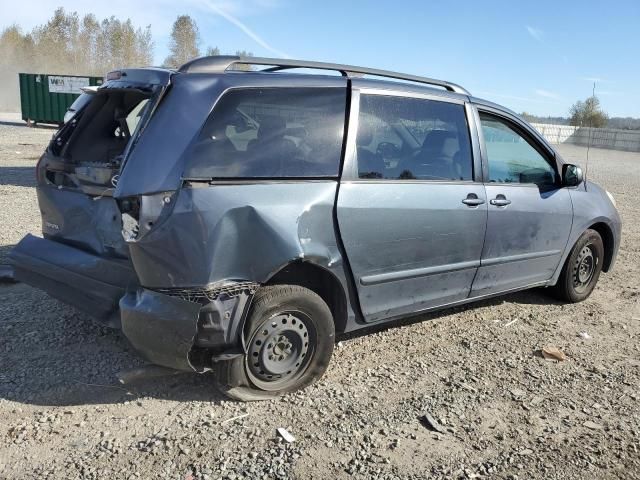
[
  {"xmin": 215, "ymin": 285, "xmax": 335, "ymax": 401},
  {"xmin": 553, "ymin": 229, "xmax": 604, "ymax": 303}
]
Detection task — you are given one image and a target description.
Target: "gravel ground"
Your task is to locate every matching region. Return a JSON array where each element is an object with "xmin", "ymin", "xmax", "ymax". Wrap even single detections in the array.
[{"xmin": 1, "ymin": 122, "xmax": 639, "ymax": 479}]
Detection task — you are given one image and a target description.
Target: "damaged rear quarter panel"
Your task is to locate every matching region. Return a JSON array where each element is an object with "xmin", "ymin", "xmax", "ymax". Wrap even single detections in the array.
[
  {"xmin": 114, "ymin": 74, "xmax": 225, "ymax": 197},
  {"xmin": 127, "ymin": 181, "xmax": 343, "ymax": 288}
]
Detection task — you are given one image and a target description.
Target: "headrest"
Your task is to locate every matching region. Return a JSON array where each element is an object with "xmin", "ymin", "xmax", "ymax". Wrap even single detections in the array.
[
  {"xmin": 421, "ymin": 130, "xmax": 455, "ymax": 150},
  {"xmin": 258, "ymin": 116, "xmax": 287, "ymax": 138},
  {"xmin": 357, "ymin": 122, "xmax": 374, "ymax": 146}
]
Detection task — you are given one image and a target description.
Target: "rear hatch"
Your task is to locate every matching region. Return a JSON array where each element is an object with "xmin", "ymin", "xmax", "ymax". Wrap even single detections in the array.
[{"xmin": 10, "ymin": 68, "xmax": 171, "ymax": 324}]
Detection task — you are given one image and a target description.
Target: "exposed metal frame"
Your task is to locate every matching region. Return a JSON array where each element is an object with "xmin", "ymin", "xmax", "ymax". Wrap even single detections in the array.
[{"xmin": 178, "ymin": 55, "xmax": 470, "ymax": 95}]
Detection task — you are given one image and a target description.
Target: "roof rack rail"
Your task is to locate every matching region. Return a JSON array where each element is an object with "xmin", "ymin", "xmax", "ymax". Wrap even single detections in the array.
[{"xmin": 177, "ymin": 55, "xmax": 469, "ymax": 95}]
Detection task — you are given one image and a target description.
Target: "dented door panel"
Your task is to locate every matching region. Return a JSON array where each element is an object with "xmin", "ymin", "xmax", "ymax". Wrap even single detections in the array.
[
  {"xmin": 337, "ymin": 182, "xmax": 487, "ymax": 322},
  {"xmin": 470, "ymin": 185, "xmax": 573, "ymax": 296}
]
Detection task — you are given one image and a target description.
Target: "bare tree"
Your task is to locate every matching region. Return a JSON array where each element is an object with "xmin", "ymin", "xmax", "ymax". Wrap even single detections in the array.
[
  {"xmin": 77, "ymin": 14, "xmax": 100, "ymax": 72},
  {"xmin": 0, "ymin": 25, "xmax": 36, "ymax": 110},
  {"xmin": 0, "ymin": 7, "xmax": 155, "ymax": 110},
  {"xmin": 98, "ymin": 18, "xmax": 153, "ymax": 71},
  {"xmin": 136, "ymin": 25, "xmax": 154, "ymax": 66},
  {"xmin": 30, "ymin": 7, "xmax": 80, "ymax": 73},
  {"xmin": 164, "ymin": 15, "xmax": 200, "ymax": 68},
  {"xmin": 205, "ymin": 46, "xmax": 220, "ymax": 56},
  {"xmin": 231, "ymin": 50, "xmax": 254, "ymax": 71},
  {"xmin": 569, "ymin": 96, "xmax": 608, "ymax": 128}
]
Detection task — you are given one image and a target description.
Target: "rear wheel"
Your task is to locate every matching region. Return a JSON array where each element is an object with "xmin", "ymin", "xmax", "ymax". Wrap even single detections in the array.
[
  {"xmin": 553, "ymin": 229, "xmax": 604, "ymax": 302},
  {"xmin": 215, "ymin": 285, "xmax": 335, "ymax": 401}
]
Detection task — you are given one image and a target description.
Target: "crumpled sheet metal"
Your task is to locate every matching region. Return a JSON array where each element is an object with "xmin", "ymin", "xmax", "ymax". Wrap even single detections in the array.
[
  {"xmin": 119, "ymin": 181, "xmax": 347, "ymax": 370},
  {"xmin": 127, "ymin": 181, "xmax": 343, "ymax": 288},
  {"xmin": 36, "ymin": 184, "xmax": 129, "ymax": 258}
]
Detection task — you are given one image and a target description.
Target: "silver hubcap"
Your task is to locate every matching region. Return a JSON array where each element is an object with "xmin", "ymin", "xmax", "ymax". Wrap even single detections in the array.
[{"xmin": 246, "ymin": 312, "xmax": 312, "ymax": 389}]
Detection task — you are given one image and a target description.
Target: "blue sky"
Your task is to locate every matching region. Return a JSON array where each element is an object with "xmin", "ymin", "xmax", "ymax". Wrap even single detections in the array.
[{"xmin": 2, "ymin": 0, "xmax": 639, "ymax": 117}]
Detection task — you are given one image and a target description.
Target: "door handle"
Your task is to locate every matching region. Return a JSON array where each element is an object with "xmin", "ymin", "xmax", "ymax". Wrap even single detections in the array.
[
  {"xmin": 490, "ymin": 194, "xmax": 511, "ymax": 207},
  {"xmin": 462, "ymin": 194, "xmax": 485, "ymax": 207}
]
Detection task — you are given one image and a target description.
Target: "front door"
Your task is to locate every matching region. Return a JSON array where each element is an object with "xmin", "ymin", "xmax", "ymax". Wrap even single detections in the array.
[
  {"xmin": 337, "ymin": 89, "xmax": 487, "ymax": 322},
  {"xmin": 470, "ymin": 111, "xmax": 573, "ymax": 296}
]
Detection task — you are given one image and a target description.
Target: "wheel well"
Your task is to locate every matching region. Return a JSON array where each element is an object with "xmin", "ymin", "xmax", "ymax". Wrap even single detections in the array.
[
  {"xmin": 589, "ymin": 222, "xmax": 614, "ymax": 272},
  {"xmin": 266, "ymin": 261, "xmax": 348, "ymax": 333}
]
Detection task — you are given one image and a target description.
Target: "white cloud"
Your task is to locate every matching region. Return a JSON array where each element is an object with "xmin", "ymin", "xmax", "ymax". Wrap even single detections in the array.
[
  {"xmin": 196, "ymin": 0, "xmax": 289, "ymax": 58},
  {"xmin": 526, "ymin": 25, "xmax": 544, "ymax": 42},
  {"xmin": 597, "ymin": 90, "xmax": 622, "ymax": 96},
  {"xmin": 475, "ymin": 91, "xmax": 555, "ymax": 104},
  {"xmin": 535, "ymin": 89, "xmax": 560, "ymax": 100},
  {"xmin": 581, "ymin": 76, "xmax": 606, "ymax": 83}
]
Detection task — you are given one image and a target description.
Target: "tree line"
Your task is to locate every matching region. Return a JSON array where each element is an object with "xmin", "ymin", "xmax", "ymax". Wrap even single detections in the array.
[
  {"xmin": 0, "ymin": 8, "xmax": 251, "ymax": 110},
  {"xmin": 163, "ymin": 15, "xmax": 252, "ymax": 70},
  {"xmin": 522, "ymin": 95, "xmax": 639, "ymax": 130},
  {"xmin": 522, "ymin": 95, "xmax": 616, "ymax": 128},
  {"xmin": 522, "ymin": 96, "xmax": 609, "ymax": 128},
  {"xmin": 0, "ymin": 8, "xmax": 153, "ymax": 109}
]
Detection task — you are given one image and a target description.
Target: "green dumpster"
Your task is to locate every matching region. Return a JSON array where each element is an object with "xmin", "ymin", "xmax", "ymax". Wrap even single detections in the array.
[{"xmin": 19, "ymin": 73, "xmax": 104, "ymax": 126}]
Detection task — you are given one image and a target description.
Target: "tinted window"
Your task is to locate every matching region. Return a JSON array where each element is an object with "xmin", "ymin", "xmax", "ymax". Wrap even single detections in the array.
[
  {"xmin": 189, "ymin": 88, "xmax": 346, "ymax": 178},
  {"xmin": 357, "ymin": 95, "xmax": 473, "ymax": 181},
  {"xmin": 480, "ymin": 113, "xmax": 557, "ymax": 186}
]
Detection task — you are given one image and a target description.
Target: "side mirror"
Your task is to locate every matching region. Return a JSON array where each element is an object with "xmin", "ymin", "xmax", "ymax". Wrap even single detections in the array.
[{"xmin": 563, "ymin": 164, "xmax": 583, "ymax": 187}]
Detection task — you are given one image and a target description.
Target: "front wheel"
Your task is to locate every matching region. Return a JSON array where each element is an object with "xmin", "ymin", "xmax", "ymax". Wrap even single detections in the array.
[
  {"xmin": 215, "ymin": 285, "xmax": 335, "ymax": 401},
  {"xmin": 552, "ymin": 229, "xmax": 604, "ymax": 302}
]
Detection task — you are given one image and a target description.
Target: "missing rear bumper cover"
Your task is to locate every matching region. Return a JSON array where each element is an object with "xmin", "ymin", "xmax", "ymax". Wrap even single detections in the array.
[{"xmin": 121, "ymin": 282, "xmax": 258, "ymax": 371}]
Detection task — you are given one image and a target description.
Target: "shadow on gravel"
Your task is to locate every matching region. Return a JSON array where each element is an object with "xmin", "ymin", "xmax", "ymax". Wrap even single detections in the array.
[
  {"xmin": 0, "ymin": 119, "xmax": 57, "ymax": 129},
  {"xmin": 0, "ymin": 119, "xmax": 26, "ymax": 127},
  {"xmin": 338, "ymin": 287, "xmax": 563, "ymax": 341},
  {"xmin": 0, "ymin": 166, "xmax": 38, "ymax": 187},
  {"xmin": 1, "ymin": 281, "xmax": 560, "ymax": 408},
  {"xmin": 0, "ymin": 284, "xmax": 229, "ymax": 407},
  {"xmin": 0, "ymin": 244, "xmax": 17, "ymax": 266}
]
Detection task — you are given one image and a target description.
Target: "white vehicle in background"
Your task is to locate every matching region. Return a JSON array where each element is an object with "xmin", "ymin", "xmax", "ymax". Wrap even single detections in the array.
[{"xmin": 63, "ymin": 86, "xmax": 98, "ymax": 123}]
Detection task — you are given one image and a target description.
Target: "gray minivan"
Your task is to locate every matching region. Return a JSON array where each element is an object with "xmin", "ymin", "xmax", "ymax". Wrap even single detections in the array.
[{"xmin": 11, "ymin": 56, "xmax": 621, "ymax": 400}]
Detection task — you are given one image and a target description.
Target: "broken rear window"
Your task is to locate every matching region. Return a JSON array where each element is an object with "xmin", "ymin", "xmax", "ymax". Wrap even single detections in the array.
[
  {"xmin": 51, "ymin": 89, "xmax": 153, "ymax": 164},
  {"xmin": 186, "ymin": 87, "xmax": 347, "ymax": 178}
]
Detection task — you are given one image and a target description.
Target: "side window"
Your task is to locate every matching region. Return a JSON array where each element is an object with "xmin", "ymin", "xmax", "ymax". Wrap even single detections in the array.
[
  {"xmin": 125, "ymin": 99, "xmax": 149, "ymax": 134},
  {"xmin": 479, "ymin": 113, "xmax": 557, "ymax": 186},
  {"xmin": 188, "ymin": 88, "xmax": 346, "ymax": 178},
  {"xmin": 357, "ymin": 95, "xmax": 473, "ymax": 181}
]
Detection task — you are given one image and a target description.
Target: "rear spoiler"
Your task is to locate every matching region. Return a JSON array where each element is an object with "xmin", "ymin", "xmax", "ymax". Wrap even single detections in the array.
[{"xmin": 102, "ymin": 68, "xmax": 172, "ymax": 88}]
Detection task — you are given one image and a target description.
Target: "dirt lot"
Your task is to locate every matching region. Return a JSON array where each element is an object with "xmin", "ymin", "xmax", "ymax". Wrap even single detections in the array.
[{"xmin": 0, "ymin": 122, "xmax": 639, "ymax": 479}]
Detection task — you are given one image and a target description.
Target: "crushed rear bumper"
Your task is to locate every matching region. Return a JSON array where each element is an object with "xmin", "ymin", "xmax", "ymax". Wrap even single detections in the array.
[
  {"xmin": 10, "ymin": 234, "xmax": 136, "ymax": 327},
  {"xmin": 119, "ymin": 289, "xmax": 201, "ymax": 371},
  {"xmin": 9, "ymin": 234, "xmax": 255, "ymax": 371}
]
